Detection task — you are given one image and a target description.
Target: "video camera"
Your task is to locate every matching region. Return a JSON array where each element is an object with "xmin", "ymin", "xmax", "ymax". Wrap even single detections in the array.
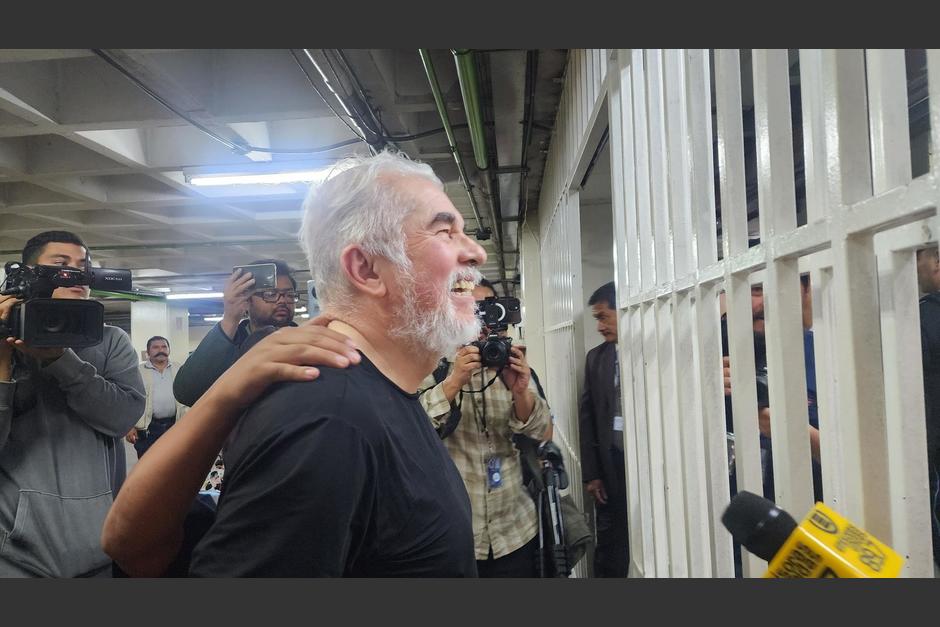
[
  {"xmin": 472, "ymin": 296, "xmax": 521, "ymax": 369},
  {"xmin": 0, "ymin": 261, "xmax": 132, "ymax": 348}
]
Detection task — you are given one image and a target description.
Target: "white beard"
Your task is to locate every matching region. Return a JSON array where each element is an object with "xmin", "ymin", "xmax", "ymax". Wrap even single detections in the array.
[{"xmin": 390, "ymin": 267, "xmax": 483, "ymax": 358}]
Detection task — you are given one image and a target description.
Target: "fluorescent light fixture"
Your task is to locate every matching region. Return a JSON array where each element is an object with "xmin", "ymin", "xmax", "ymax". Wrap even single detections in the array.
[
  {"xmin": 300, "ymin": 314, "xmax": 310, "ymax": 319},
  {"xmin": 295, "ymin": 306, "xmax": 307, "ymax": 313},
  {"xmin": 188, "ymin": 169, "xmax": 331, "ymax": 187},
  {"xmin": 203, "ymin": 315, "xmax": 224, "ymax": 322},
  {"xmin": 166, "ymin": 292, "xmax": 224, "ymax": 300},
  {"xmin": 153, "ymin": 287, "xmax": 172, "ymax": 293}
]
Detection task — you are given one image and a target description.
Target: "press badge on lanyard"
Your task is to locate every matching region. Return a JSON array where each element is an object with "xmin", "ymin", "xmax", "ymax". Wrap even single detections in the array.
[{"xmin": 487, "ymin": 457, "xmax": 503, "ymax": 489}]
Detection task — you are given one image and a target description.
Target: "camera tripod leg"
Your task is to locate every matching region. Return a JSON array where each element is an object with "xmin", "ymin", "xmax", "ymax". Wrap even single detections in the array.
[
  {"xmin": 537, "ymin": 495, "xmax": 547, "ymax": 577},
  {"xmin": 544, "ymin": 472, "xmax": 571, "ymax": 577}
]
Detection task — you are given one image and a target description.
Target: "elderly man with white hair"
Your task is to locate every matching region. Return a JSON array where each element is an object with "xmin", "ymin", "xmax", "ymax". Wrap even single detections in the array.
[{"xmin": 103, "ymin": 151, "xmax": 486, "ymax": 577}]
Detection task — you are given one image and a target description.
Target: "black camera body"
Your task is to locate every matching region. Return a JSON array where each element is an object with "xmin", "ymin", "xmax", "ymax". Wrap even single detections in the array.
[
  {"xmin": 472, "ymin": 296, "xmax": 522, "ymax": 369},
  {"xmin": 0, "ymin": 262, "xmax": 132, "ymax": 348},
  {"xmin": 473, "ymin": 334, "xmax": 513, "ymax": 369}
]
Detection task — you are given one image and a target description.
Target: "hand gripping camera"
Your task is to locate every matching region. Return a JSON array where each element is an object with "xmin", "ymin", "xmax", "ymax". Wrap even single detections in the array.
[
  {"xmin": 472, "ymin": 296, "xmax": 522, "ymax": 369},
  {"xmin": 0, "ymin": 261, "xmax": 132, "ymax": 348}
]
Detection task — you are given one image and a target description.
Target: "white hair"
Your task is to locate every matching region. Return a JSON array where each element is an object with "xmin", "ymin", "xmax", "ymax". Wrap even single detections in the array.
[{"xmin": 299, "ymin": 150, "xmax": 443, "ymax": 308}]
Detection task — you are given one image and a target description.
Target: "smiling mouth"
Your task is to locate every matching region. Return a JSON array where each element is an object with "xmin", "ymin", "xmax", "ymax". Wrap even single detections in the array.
[{"xmin": 451, "ymin": 279, "xmax": 475, "ymax": 295}]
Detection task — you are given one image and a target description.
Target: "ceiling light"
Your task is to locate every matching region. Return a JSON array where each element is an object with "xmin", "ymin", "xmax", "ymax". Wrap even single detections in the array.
[
  {"xmin": 203, "ymin": 315, "xmax": 224, "ymax": 322},
  {"xmin": 188, "ymin": 169, "xmax": 332, "ymax": 187},
  {"xmin": 166, "ymin": 292, "xmax": 224, "ymax": 300},
  {"xmin": 295, "ymin": 306, "xmax": 307, "ymax": 313},
  {"xmin": 300, "ymin": 313, "xmax": 310, "ymax": 319}
]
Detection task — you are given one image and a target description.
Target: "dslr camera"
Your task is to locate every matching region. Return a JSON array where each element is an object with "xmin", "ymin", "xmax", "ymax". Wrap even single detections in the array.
[
  {"xmin": 472, "ymin": 296, "xmax": 521, "ymax": 369},
  {"xmin": 0, "ymin": 261, "xmax": 132, "ymax": 348}
]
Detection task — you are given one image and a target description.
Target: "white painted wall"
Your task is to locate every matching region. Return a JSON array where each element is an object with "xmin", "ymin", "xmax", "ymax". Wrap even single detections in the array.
[
  {"xmin": 526, "ymin": 49, "xmax": 611, "ymax": 579},
  {"xmin": 188, "ymin": 324, "xmax": 213, "ymax": 357},
  {"xmin": 579, "ymin": 199, "xmax": 615, "ymax": 354},
  {"xmin": 519, "ymin": 223, "xmax": 547, "ymax": 384}
]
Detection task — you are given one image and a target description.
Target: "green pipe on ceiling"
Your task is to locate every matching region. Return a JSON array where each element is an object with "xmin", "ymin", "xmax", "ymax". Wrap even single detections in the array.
[
  {"xmin": 452, "ymin": 49, "xmax": 489, "ymax": 171},
  {"xmin": 418, "ymin": 48, "xmax": 484, "ymax": 231},
  {"xmin": 91, "ymin": 289, "xmax": 165, "ymax": 302}
]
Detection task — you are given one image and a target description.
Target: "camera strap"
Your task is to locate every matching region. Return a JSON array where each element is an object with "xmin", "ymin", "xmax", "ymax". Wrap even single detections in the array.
[
  {"xmin": 463, "ymin": 366, "xmax": 504, "ymax": 396},
  {"xmin": 464, "ymin": 366, "xmax": 503, "ymax": 437},
  {"xmin": 465, "ymin": 366, "xmax": 506, "ymax": 437}
]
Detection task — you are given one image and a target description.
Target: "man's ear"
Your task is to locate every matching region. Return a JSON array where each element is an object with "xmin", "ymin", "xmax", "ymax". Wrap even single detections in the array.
[{"xmin": 340, "ymin": 244, "xmax": 388, "ymax": 298}]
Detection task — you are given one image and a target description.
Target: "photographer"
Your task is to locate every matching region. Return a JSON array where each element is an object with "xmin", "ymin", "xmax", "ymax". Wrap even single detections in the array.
[
  {"xmin": 173, "ymin": 259, "xmax": 298, "ymax": 407},
  {"xmin": 419, "ymin": 279, "xmax": 552, "ymax": 577},
  {"xmin": 0, "ymin": 231, "xmax": 145, "ymax": 577}
]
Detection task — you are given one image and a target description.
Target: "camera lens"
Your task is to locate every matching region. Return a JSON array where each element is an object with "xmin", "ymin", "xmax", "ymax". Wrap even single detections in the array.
[
  {"xmin": 481, "ymin": 339, "xmax": 509, "ymax": 368},
  {"xmin": 41, "ymin": 309, "xmax": 68, "ymax": 333}
]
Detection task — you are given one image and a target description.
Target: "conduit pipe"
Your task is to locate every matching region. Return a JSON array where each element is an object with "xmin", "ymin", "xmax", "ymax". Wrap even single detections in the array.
[
  {"xmin": 418, "ymin": 49, "xmax": 485, "ymax": 233},
  {"xmin": 451, "ymin": 49, "xmax": 507, "ymax": 288}
]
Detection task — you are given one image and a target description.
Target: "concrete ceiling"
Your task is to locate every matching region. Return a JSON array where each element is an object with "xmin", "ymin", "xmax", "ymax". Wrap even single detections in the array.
[{"xmin": 0, "ymin": 48, "xmax": 567, "ymax": 323}]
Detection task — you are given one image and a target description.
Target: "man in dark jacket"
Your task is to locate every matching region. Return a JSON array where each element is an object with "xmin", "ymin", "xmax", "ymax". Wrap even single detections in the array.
[
  {"xmin": 173, "ymin": 259, "xmax": 298, "ymax": 407},
  {"xmin": 578, "ymin": 281, "xmax": 629, "ymax": 577}
]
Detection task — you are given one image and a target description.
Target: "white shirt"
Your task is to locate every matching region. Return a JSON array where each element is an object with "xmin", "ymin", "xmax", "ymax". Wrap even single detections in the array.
[{"xmin": 143, "ymin": 361, "xmax": 177, "ymax": 419}]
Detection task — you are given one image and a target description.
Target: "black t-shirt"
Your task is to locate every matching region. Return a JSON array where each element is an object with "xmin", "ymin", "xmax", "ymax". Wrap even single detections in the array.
[{"xmin": 189, "ymin": 353, "xmax": 477, "ymax": 577}]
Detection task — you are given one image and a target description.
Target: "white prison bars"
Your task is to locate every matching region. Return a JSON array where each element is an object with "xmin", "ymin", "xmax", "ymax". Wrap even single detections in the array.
[{"xmin": 524, "ymin": 48, "xmax": 938, "ymax": 578}]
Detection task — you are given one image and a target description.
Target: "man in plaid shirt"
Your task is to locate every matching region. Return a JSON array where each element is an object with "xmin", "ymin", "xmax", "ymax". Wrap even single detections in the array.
[{"xmin": 419, "ymin": 279, "xmax": 552, "ymax": 577}]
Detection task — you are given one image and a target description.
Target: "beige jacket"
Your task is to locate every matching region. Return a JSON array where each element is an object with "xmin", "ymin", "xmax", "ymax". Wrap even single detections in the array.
[{"xmin": 135, "ymin": 361, "xmax": 188, "ymax": 430}]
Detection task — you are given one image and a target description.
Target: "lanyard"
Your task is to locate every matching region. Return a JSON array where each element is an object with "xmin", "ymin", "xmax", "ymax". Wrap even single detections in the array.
[{"xmin": 468, "ymin": 368, "xmax": 496, "ymax": 457}]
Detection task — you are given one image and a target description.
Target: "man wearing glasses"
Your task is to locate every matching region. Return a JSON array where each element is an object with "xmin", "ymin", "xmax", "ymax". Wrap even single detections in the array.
[{"xmin": 173, "ymin": 259, "xmax": 300, "ymax": 407}]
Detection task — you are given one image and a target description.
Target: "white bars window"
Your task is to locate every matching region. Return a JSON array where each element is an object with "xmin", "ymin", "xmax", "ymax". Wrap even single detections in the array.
[{"xmin": 526, "ymin": 48, "xmax": 937, "ymax": 578}]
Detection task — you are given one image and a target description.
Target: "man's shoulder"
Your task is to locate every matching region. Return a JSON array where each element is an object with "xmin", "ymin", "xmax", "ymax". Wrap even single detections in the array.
[
  {"xmin": 102, "ymin": 323, "xmax": 131, "ymax": 343},
  {"xmin": 922, "ymin": 292, "xmax": 940, "ymax": 315},
  {"xmin": 586, "ymin": 341, "xmax": 612, "ymax": 361},
  {"xmin": 238, "ymin": 363, "xmax": 396, "ymax": 442},
  {"xmin": 224, "ymin": 364, "xmax": 409, "ymax": 477},
  {"xmin": 185, "ymin": 323, "xmax": 241, "ymax": 361},
  {"xmin": 79, "ymin": 324, "xmax": 133, "ymax": 359},
  {"xmin": 233, "ymin": 318, "xmax": 253, "ymax": 344}
]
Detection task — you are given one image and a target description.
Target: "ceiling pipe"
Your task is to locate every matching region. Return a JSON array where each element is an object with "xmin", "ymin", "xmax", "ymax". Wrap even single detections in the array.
[
  {"xmin": 417, "ymin": 49, "xmax": 485, "ymax": 234},
  {"xmin": 518, "ymin": 50, "xmax": 538, "ymax": 221},
  {"xmin": 451, "ymin": 50, "xmax": 489, "ymax": 171},
  {"xmin": 510, "ymin": 50, "xmax": 539, "ymax": 292},
  {"xmin": 0, "ymin": 239, "xmax": 304, "ymax": 257},
  {"xmin": 451, "ymin": 49, "xmax": 507, "ymax": 290},
  {"xmin": 90, "ymin": 289, "xmax": 165, "ymax": 302}
]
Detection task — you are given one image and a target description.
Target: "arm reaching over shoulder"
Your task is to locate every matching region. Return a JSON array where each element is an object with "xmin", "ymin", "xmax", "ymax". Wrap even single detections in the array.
[{"xmin": 101, "ymin": 316, "xmax": 360, "ymax": 577}]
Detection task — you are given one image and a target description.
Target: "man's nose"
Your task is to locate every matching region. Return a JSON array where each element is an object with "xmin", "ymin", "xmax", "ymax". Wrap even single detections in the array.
[{"xmin": 460, "ymin": 234, "xmax": 487, "ymax": 267}]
